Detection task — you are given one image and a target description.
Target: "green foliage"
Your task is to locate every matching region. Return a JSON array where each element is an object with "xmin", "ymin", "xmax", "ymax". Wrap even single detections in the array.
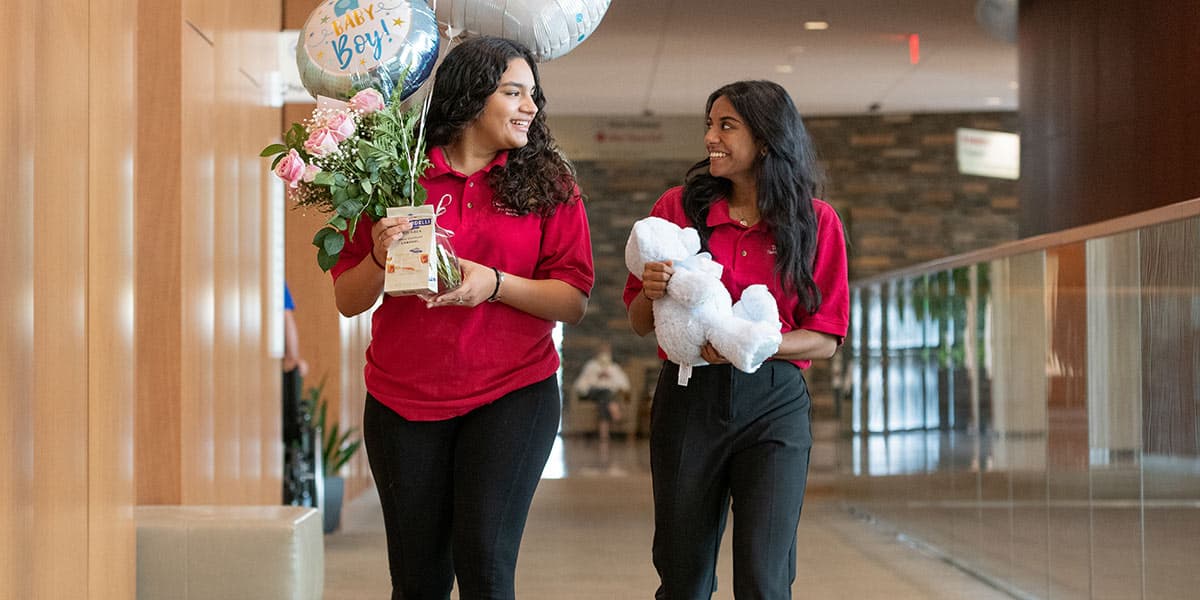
[
  {"xmin": 898, "ymin": 266, "xmax": 992, "ymax": 369},
  {"xmin": 261, "ymin": 97, "xmax": 434, "ymax": 271},
  {"xmin": 303, "ymin": 379, "xmax": 362, "ymax": 477}
]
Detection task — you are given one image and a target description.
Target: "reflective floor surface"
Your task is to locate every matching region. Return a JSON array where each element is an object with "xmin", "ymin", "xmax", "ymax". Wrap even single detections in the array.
[{"xmin": 323, "ymin": 421, "xmax": 1013, "ymax": 599}]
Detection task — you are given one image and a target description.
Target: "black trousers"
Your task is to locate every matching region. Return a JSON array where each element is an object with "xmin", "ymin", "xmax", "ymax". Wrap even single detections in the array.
[
  {"xmin": 362, "ymin": 375, "xmax": 560, "ymax": 600},
  {"xmin": 650, "ymin": 361, "xmax": 812, "ymax": 600}
]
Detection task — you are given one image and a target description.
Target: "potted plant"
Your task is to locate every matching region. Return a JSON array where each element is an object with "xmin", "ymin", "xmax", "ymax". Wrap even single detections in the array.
[{"xmin": 303, "ymin": 379, "xmax": 362, "ymax": 533}]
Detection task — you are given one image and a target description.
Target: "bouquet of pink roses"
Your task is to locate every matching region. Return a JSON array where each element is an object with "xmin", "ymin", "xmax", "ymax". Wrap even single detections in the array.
[{"xmin": 262, "ymin": 89, "xmax": 460, "ymax": 295}]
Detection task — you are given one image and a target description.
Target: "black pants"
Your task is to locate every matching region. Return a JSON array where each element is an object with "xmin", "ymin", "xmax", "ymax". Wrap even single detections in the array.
[
  {"xmin": 586, "ymin": 388, "xmax": 617, "ymax": 422},
  {"xmin": 363, "ymin": 375, "xmax": 560, "ymax": 600},
  {"xmin": 650, "ymin": 361, "xmax": 812, "ymax": 600}
]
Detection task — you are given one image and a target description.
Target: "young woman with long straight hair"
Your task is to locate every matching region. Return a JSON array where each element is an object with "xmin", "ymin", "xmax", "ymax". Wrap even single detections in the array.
[{"xmin": 625, "ymin": 80, "xmax": 849, "ymax": 598}]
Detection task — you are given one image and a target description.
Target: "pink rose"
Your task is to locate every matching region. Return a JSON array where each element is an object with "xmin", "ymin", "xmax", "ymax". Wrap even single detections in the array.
[
  {"xmin": 325, "ymin": 112, "xmax": 356, "ymax": 142},
  {"xmin": 304, "ymin": 127, "xmax": 340, "ymax": 157},
  {"xmin": 273, "ymin": 149, "xmax": 306, "ymax": 188},
  {"xmin": 349, "ymin": 88, "xmax": 385, "ymax": 114},
  {"xmin": 303, "ymin": 164, "xmax": 321, "ymax": 183}
]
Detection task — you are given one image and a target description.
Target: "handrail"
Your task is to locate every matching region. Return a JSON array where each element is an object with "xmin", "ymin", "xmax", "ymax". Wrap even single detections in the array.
[{"xmin": 851, "ymin": 196, "xmax": 1200, "ymax": 286}]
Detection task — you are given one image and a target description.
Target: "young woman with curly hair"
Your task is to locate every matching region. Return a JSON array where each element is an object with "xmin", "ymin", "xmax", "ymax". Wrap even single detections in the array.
[
  {"xmin": 330, "ymin": 36, "xmax": 594, "ymax": 600},
  {"xmin": 625, "ymin": 80, "xmax": 848, "ymax": 598}
]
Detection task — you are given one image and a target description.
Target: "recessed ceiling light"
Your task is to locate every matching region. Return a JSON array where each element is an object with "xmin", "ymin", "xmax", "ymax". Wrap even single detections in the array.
[
  {"xmin": 804, "ymin": 21, "xmax": 829, "ymax": 30},
  {"xmin": 985, "ymin": 96, "xmax": 1003, "ymax": 106},
  {"xmin": 1008, "ymin": 80, "xmax": 1019, "ymax": 90},
  {"xmin": 775, "ymin": 64, "xmax": 794, "ymax": 74}
]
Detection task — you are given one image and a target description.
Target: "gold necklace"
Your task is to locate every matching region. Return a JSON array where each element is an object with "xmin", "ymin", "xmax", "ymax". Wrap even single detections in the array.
[{"xmin": 729, "ymin": 205, "xmax": 757, "ymax": 226}]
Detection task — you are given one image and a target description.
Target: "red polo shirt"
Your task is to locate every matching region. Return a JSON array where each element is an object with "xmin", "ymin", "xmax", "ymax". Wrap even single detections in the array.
[
  {"xmin": 332, "ymin": 147, "xmax": 594, "ymax": 420},
  {"xmin": 623, "ymin": 186, "xmax": 848, "ymax": 369}
]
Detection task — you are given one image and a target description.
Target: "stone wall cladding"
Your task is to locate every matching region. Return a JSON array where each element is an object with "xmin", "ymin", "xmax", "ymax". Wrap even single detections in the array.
[{"xmin": 561, "ymin": 112, "xmax": 1019, "ymax": 420}]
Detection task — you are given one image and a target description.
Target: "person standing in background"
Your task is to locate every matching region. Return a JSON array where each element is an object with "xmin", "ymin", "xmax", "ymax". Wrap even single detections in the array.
[{"xmin": 281, "ymin": 282, "xmax": 311, "ymax": 504}]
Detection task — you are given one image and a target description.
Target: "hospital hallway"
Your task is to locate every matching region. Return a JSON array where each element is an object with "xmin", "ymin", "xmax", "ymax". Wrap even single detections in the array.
[{"xmin": 322, "ymin": 421, "xmax": 1012, "ymax": 599}]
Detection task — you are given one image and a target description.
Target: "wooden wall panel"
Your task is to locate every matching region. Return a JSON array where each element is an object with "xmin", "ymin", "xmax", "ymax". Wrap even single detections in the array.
[
  {"xmin": 183, "ymin": 0, "xmax": 220, "ymax": 44},
  {"xmin": 211, "ymin": 3, "xmax": 243, "ymax": 505},
  {"xmin": 261, "ymin": 94, "xmax": 286, "ymax": 504},
  {"xmin": 284, "ymin": 0, "xmax": 322, "ymax": 30},
  {"xmin": 135, "ymin": 0, "xmax": 186, "ymax": 506},
  {"xmin": 0, "ymin": 0, "xmax": 36, "ymax": 596},
  {"xmin": 33, "ymin": 1, "xmax": 90, "ymax": 596},
  {"xmin": 2, "ymin": 0, "xmax": 283, "ymax": 594},
  {"xmin": 239, "ymin": 69, "xmax": 267, "ymax": 503},
  {"xmin": 1019, "ymin": 0, "xmax": 1200, "ymax": 236},
  {"xmin": 137, "ymin": 1, "xmax": 282, "ymax": 507},
  {"xmin": 0, "ymin": 1, "xmax": 139, "ymax": 597},
  {"xmin": 180, "ymin": 22, "xmax": 218, "ymax": 504},
  {"xmin": 87, "ymin": 0, "xmax": 138, "ymax": 595},
  {"xmin": 257, "ymin": 23, "xmax": 286, "ymax": 503}
]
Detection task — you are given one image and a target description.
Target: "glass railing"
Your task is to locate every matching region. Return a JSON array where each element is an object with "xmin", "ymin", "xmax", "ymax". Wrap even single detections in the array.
[{"xmin": 836, "ymin": 198, "xmax": 1200, "ymax": 598}]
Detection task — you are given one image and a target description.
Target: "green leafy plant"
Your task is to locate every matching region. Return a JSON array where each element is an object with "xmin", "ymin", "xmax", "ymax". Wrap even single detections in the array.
[
  {"xmin": 261, "ymin": 87, "xmax": 433, "ymax": 271},
  {"xmin": 303, "ymin": 379, "xmax": 362, "ymax": 477}
]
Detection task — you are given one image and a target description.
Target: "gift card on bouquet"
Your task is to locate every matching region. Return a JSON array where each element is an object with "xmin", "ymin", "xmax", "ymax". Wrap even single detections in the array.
[{"xmin": 383, "ymin": 205, "xmax": 438, "ymax": 296}]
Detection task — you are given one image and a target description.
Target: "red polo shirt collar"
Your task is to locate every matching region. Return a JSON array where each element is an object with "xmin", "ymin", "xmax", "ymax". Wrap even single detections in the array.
[
  {"xmin": 426, "ymin": 145, "xmax": 508, "ymax": 178},
  {"xmin": 705, "ymin": 199, "xmax": 766, "ymax": 231}
]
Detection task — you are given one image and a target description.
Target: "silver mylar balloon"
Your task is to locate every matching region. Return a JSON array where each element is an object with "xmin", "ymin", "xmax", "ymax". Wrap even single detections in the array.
[
  {"xmin": 297, "ymin": 0, "xmax": 440, "ymax": 101},
  {"xmin": 437, "ymin": 0, "xmax": 611, "ymax": 62}
]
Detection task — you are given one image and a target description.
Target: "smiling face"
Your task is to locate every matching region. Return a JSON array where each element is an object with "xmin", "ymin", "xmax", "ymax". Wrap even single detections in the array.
[
  {"xmin": 704, "ymin": 95, "xmax": 763, "ymax": 185},
  {"xmin": 465, "ymin": 58, "xmax": 539, "ymax": 152}
]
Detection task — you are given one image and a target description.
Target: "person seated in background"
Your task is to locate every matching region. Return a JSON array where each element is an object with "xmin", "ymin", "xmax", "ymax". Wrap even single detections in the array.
[{"xmin": 573, "ymin": 342, "xmax": 630, "ymax": 466}]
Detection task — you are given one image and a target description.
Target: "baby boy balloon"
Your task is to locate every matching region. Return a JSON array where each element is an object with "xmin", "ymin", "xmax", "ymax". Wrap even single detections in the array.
[{"xmin": 297, "ymin": 0, "xmax": 440, "ymax": 101}]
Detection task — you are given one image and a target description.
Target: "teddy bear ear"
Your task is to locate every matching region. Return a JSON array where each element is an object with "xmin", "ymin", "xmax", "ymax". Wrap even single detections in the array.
[{"xmin": 626, "ymin": 217, "xmax": 670, "ymax": 276}]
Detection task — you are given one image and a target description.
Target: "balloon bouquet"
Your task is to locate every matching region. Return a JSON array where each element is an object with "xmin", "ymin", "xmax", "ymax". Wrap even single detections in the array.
[{"xmin": 264, "ymin": 0, "xmax": 610, "ymax": 295}]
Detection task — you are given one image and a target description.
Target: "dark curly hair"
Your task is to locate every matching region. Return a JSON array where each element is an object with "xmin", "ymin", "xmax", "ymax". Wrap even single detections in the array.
[
  {"xmin": 424, "ymin": 36, "xmax": 576, "ymax": 217},
  {"xmin": 682, "ymin": 81, "xmax": 826, "ymax": 313}
]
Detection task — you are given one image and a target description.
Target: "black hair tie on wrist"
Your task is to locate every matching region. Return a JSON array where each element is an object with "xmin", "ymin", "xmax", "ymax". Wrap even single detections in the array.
[{"xmin": 487, "ymin": 267, "xmax": 504, "ymax": 302}]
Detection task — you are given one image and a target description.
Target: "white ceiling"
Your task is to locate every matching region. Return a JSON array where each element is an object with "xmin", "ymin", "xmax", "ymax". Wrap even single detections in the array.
[{"xmin": 535, "ymin": 0, "xmax": 1018, "ymax": 117}]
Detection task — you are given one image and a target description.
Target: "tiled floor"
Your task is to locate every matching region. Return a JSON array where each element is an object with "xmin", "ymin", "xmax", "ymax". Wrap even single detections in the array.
[{"xmin": 323, "ymin": 426, "xmax": 1014, "ymax": 599}]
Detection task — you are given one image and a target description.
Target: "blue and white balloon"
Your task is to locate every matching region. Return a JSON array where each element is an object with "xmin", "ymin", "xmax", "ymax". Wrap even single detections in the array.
[
  {"xmin": 436, "ymin": 0, "xmax": 611, "ymax": 62},
  {"xmin": 297, "ymin": 0, "xmax": 441, "ymax": 101}
]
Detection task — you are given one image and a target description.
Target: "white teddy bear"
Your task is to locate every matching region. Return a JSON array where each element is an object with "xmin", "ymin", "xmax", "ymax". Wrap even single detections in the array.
[{"xmin": 626, "ymin": 216, "xmax": 783, "ymax": 386}]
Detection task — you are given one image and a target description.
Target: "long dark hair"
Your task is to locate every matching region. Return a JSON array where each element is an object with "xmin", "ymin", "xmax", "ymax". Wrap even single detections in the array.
[
  {"xmin": 682, "ymin": 80, "xmax": 825, "ymax": 313},
  {"xmin": 424, "ymin": 36, "xmax": 576, "ymax": 216}
]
